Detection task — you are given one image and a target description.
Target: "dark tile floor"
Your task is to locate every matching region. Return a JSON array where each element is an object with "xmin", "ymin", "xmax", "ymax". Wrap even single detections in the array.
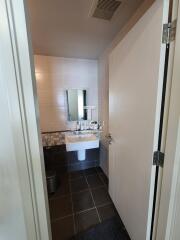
[
  {"xmin": 44, "ymin": 146, "xmax": 100, "ymax": 173},
  {"xmin": 49, "ymin": 167, "xmax": 128, "ymax": 240}
]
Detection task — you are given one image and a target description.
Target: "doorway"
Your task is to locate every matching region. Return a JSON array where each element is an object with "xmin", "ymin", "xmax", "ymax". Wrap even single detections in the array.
[{"xmin": 1, "ymin": 0, "xmax": 179, "ymax": 240}]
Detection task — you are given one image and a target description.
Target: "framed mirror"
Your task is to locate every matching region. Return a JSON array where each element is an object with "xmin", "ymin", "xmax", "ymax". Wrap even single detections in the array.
[{"xmin": 66, "ymin": 89, "xmax": 87, "ymax": 121}]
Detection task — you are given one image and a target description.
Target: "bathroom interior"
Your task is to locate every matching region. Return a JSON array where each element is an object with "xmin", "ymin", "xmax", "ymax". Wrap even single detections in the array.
[{"xmin": 26, "ymin": 0, "xmax": 162, "ymax": 239}]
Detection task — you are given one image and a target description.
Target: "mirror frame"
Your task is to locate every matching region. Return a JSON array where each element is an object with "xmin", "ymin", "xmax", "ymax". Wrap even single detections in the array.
[{"xmin": 65, "ymin": 88, "xmax": 88, "ymax": 122}]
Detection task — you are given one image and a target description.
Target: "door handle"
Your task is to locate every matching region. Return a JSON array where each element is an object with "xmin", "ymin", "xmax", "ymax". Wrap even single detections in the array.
[{"xmin": 105, "ymin": 134, "xmax": 113, "ymax": 144}]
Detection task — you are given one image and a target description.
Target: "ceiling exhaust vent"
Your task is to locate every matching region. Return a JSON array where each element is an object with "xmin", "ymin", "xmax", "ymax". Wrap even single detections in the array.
[{"xmin": 89, "ymin": 0, "xmax": 122, "ymax": 21}]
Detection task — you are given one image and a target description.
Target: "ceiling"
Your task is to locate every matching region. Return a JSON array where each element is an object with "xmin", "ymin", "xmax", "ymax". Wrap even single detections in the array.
[{"xmin": 27, "ymin": 0, "xmax": 144, "ymax": 59}]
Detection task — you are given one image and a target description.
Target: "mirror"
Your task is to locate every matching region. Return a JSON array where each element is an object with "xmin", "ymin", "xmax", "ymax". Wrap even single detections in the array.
[{"xmin": 66, "ymin": 89, "xmax": 87, "ymax": 121}]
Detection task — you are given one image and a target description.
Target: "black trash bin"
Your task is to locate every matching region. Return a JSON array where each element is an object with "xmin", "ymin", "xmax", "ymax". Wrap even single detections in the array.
[{"xmin": 46, "ymin": 170, "xmax": 57, "ymax": 194}]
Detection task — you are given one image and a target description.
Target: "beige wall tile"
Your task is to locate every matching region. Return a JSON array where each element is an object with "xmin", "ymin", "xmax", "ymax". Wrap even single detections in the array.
[{"xmin": 35, "ymin": 55, "xmax": 98, "ymax": 132}]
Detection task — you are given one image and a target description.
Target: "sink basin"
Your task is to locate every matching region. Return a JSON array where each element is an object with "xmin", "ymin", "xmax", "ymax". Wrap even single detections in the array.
[{"xmin": 65, "ymin": 132, "xmax": 99, "ymax": 161}]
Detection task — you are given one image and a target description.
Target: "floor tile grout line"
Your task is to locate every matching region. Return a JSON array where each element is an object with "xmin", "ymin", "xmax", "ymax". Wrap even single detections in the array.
[
  {"xmin": 69, "ymin": 172, "xmax": 99, "ymax": 182},
  {"xmin": 76, "ymin": 206, "xmax": 96, "ymax": 215},
  {"xmin": 97, "ymin": 172, "xmax": 105, "ymax": 184},
  {"xmin": 71, "ymin": 187, "xmax": 89, "ymax": 195},
  {"xmin": 52, "ymin": 201, "xmax": 114, "ymax": 222},
  {"xmin": 68, "ymin": 175, "xmax": 77, "ymax": 235},
  {"xmin": 49, "ymin": 192, "xmax": 71, "ymax": 200},
  {"xmin": 49, "ymin": 168, "xmax": 125, "ymax": 238},
  {"xmin": 70, "ymin": 184, "xmax": 106, "ymax": 195},
  {"xmin": 69, "ymin": 175, "xmax": 85, "ymax": 181},
  {"xmin": 49, "ymin": 186, "xmax": 90, "ymax": 200},
  {"xmin": 69, "ymin": 167, "xmax": 106, "ymax": 177},
  {"xmin": 96, "ymin": 202, "xmax": 114, "ymax": 209},
  {"xmin": 84, "ymin": 174, "xmax": 102, "ymax": 223},
  {"xmin": 49, "ymin": 168, "xmax": 108, "ymax": 201},
  {"xmin": 50, "ymin": 184, "xmax": 108, "ymax": 201},
  {"xmin": 95, "ymin": 167, "xmax": 107, "ymax": 187},
  {"xmin": 51, "ymin": 201, "xmax": 114, "ymax": 223},
  {"xmin": 51, "ymin": 214, "xmax": 73, "ymax": 222},
  {"xmin": 76, "ymin": 201, "xmax": 113, "ymax": 215}
]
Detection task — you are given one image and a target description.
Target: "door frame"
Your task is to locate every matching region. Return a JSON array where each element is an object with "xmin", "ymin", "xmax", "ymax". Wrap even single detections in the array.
[
  {"xmin": 150, "ymin": 0, "xmax": 179, "ymax": 239},
  {"xmin": 156, "ymin": 0, "xmax": 180, "ymax": 238},
  {"xmin": 0, "ymin": 0, "xmax": 51, "ymax": 239}
]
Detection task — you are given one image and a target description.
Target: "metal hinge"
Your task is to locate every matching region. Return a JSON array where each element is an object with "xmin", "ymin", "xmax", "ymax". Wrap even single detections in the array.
[
  {"xmin": 153, "ymin": 151, "xmax": 164, "ymax": 167},
  {"xmin": 162, "ymin": 20, "xmax": 177, "ymax": 44}
]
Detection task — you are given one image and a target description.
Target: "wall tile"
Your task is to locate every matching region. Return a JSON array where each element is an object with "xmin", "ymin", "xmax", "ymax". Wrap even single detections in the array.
[{"xmin": 35, "ymin": 55, "xmax": 98, "ymax": 132}]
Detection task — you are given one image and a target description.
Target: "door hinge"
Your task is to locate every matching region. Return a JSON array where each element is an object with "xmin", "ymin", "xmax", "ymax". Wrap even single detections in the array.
[
  {"xmin": 153, "ymin": 151, "xmax": 164, "ymax": 167},
  {"xmin": 162, "ymin": 20, "xmax": 177, "ymax": 44}
]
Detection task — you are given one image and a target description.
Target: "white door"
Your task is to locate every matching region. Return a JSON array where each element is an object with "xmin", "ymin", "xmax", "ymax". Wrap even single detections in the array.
[{"xmin": 108, "ymin": 1, "xmax": 171, "ymax": 240}]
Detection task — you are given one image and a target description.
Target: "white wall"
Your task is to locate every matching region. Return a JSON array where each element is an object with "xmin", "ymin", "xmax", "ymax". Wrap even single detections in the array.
[
  {"xmin": 35, "ymin": 55, "xmax": 98, "ymax": 132},
  {"xmin": 98, "ymin": 56, "xmax": 109, "ymax": 176}
]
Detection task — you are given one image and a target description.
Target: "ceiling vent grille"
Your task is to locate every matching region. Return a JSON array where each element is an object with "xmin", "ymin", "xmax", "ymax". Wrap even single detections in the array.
[{"xmin": 90, "ymin": 0, "xmax": 122, "ymax": 20}]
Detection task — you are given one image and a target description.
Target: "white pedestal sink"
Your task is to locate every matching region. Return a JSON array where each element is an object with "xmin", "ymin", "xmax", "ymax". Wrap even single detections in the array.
[
  {"xmin": 65, "ymin": 132, "xmax": 99, "ymax": 161},
  {"xmin": 77, "ymin": 150, "xmax": 86, "ymax": 161}
]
